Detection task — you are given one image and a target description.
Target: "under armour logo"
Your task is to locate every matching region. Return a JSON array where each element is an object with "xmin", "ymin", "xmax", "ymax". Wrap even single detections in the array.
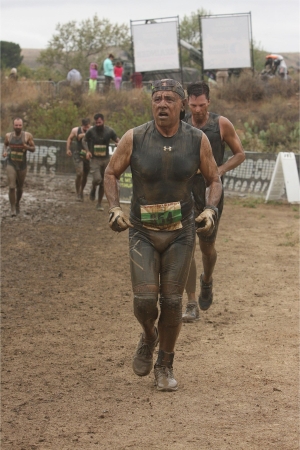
[{"xmin": 163, "ymin": 146, "xmax": 172, "ymax": 152}]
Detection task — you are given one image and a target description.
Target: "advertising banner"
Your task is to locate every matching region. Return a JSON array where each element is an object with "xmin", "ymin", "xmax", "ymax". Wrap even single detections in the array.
[{"xmin": 1, "ymin": 139, "xmax": 299, "ymax": 200}]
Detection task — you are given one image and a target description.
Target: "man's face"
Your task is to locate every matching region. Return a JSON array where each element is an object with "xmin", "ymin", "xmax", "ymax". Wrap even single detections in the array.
[
  {"xmin": 13, "ymin": 119, "xmax": 23, "ymax": 134},
  {"xmin": 152, "ymin": 91, "xmax": 183, "ymax": 128},
  {"xmin": 188, "ymin": 94, "xmax": 210, "ymax": 121},
  {"xmin": 95, "ymin": 117, "xmax": 104, "ymax": 128},
  {"xmin": 82, "ymin": 124, "xmax": 90, "ymax": 133}
]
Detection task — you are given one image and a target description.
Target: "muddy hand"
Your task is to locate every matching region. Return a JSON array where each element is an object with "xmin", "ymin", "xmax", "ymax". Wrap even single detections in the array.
[{"xmin": 108, "ymin": 206, "xmax": 133, "ymax": 232}]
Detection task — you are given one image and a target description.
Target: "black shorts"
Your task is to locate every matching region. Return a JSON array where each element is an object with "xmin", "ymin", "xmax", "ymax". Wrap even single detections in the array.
[{"xmin": 129, "ymin": 215, "xmax": 195, "ymax": 297}]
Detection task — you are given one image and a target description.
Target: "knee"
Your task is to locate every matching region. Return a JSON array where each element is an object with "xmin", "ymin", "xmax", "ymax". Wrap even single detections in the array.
[
  {"xmin": 134, "ymin": 294, "xmax": 158, "ymax": 323},
  {"xmin": 200, "ymin": 241, "xmax": 216, "ymax": 257},
  {"xmin": 159, "ymin": 295, "xmax": 182, "ymax": 326}
]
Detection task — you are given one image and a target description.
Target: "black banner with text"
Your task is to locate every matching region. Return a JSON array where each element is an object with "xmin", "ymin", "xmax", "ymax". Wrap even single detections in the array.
[{"xmin": 1, "ymin": 139, "xmax": 299, "ymax": 200}]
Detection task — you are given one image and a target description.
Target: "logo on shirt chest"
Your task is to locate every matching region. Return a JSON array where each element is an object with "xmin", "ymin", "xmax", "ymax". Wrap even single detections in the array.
[{"xmin": 163, "ymin": 146, "xmax": 172, "ymax": 152}]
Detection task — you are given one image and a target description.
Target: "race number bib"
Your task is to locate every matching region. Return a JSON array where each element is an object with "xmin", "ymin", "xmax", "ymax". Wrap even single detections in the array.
[
  {"xmin": 140, "ymin": 201, "xmax": 182, "ymax": 231},
  {"xmin": 93, "ymin": 145, "xmax": 106, "ymax": 157},
  {"xmin": 10, "ymin": 151, "xmax": 24, "ymax": 162}
]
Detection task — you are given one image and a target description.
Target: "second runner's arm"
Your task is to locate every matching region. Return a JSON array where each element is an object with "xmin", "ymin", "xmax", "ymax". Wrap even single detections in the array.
[
  {"xmin": 218, "ymin": 117, "xmax": 245, "ymax": 177},
  {"xmin": 66, "ymin": 128, "xmax": 77, "ymax": 157}
]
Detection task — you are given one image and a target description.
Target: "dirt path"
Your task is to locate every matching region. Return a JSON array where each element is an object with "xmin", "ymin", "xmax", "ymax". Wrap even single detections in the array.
[{"xmin": 1, "ymin": 187, "xmax": 299, "ymax": 450}]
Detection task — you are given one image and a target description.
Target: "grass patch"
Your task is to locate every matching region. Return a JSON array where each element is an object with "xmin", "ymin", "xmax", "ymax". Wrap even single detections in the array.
[
  {"xmin": 240, "ymin": 197, "xmax": 265, "ymax": 208},
  {"xmin": 278, "ymin": 231, "xmax": 298, "ymax": 247}
]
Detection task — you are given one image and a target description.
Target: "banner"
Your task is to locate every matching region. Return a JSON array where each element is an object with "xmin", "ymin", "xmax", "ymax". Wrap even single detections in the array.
[
  {"xmin": 1, "ymin": 139, "xmax": 299, "ymax": 200},
  {"xmin": 223, "ymin": 151, "xmax": 276, "ymax": 195}
]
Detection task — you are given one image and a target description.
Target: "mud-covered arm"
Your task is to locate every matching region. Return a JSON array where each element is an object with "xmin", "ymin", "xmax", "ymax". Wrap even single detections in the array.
[
  {"xmin": 24, "ymin": 133, "xmax": 35, "ymax": 152},
  {"xmin": 104, "ymin": 129, "xmax": 133, "ymax": 209},
  {"xmin": 2, "ymin": 134, "xmax": 10, "ymax": 157},
  {"xmin": 82, "ymin": 132, "xmax": 92, "ymax": 159},
  {"xmin": 199, "ymin": 133, "xmax": 222, "ymax": 207},
  {"xmin": 66, "ymin": 127, "xmax": 77, "ymax": 156},
  {"xmin": 81, "ymin": 134, "xmax": 90, "ymax": 152},
  {"xmin": 218, "ymin": 116, "xmax": 245, "ymax": 177}
]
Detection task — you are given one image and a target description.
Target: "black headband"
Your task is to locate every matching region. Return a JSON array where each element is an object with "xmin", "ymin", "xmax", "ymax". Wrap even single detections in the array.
[{"xmin": 151, "ymin": 79, "xmax": 185, "ymax": 99}]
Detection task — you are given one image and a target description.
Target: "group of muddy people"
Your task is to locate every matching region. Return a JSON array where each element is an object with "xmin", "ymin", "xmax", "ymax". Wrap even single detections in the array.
[{"xmin": 3, "ymin": 80, "xmax": 245, "ymax": 392}]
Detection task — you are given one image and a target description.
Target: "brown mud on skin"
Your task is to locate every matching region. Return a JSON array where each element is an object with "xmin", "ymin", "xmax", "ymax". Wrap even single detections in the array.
[{"xmin": 1, "ymin": 186, "xmax": 299, "ymax": 450}]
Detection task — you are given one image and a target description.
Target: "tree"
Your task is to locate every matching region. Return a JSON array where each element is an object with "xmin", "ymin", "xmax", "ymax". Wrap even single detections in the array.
[
  {"xmin": 0, "ymin": 41, "xmax": 23, "ymax": 69},
  {"xmin": 38, "ymin": 15, "xmax": 131, "ymax": 77},
  {"xmin": 179, "ymin": 9, "xmax": 210, "ymax": 69}
]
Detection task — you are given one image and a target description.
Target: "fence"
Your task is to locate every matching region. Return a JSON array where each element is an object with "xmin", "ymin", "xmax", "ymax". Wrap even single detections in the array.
[
  {"xmin": 5, "ymin": 80, "xmax": 153, "ymax": 97},
  {"xmin": 1, "ymin": 139, "xmax": 299, "ymax": 201}
]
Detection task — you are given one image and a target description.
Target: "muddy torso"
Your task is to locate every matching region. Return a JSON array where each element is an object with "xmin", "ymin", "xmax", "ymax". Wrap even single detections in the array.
[
  {"xmin": 7, "ymin": 131, "xmax": 27, "ymax": 170},
  {"xmin": 185, "ymin": 112, "xmax": 225, "ymax": 166},
  {"xmin": 130, "ymin": 121, "xmax": 202, "ymax": 223}
]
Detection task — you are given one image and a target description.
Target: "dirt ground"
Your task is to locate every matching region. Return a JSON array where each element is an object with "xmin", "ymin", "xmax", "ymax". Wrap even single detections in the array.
[{"xmin": 1, "ymin": 182, "xmax": 299, "ymax": 450}]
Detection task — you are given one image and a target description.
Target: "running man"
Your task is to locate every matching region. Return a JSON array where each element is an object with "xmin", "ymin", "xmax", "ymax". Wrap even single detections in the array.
[
  {"xmin": 66, "ymin": 118, "xmax": 91, "ymax": 201},
  {"xmin": 182, "ymin": 81, "xmax": 245, "ymax": 322},
  {"xmin": 2, "ymin": 118, "xmax": 35, "ymax": 216},
  {"xmin": 82, "ymin": 113, "xmax": 119, "ymax": 211},
  {"xmin": 104, "ymin": 79, "xmax": 222, "ymax": 391}
]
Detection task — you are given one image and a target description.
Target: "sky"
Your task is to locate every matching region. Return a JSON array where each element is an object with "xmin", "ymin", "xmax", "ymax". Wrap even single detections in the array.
[{"xmin": 1, "ymin": 0, "xmax": 299, "ymax": 53}]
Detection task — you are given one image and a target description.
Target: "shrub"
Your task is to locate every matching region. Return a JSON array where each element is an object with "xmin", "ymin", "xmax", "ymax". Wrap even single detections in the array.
[{"xmin": 25, "ymin": 100, "xmax": 79, "ymax": 140}]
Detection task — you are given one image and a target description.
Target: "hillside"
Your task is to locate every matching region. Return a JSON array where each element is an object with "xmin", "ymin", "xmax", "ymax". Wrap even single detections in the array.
[
  {"xmin": 21, "ymin": 49, "xmax": 42, "ymax": 69},
  {"xmin": 21, "ymin": 48, "xmax": 299, "ymax": 71}
]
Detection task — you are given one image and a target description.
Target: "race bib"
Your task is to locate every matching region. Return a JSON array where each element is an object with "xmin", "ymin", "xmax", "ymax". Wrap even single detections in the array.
[
  {"xmin": 140, "ymin": 201, "xmax": 182, "ymax": 231},
  {"xmin": 94, "ymin": 145, "xmax": 106, "ymax": 157},
  {"xmin": 10, "ymin": 151, "xmax": 24, "ymax": 162}
]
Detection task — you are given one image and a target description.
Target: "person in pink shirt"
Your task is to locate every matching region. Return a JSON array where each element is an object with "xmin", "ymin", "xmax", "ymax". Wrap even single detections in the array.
[
  {"xmin": 89, "ymin": 63, "xmax": 98, "ymax": 93},
  {"xmin": 114, "ymin": 61, "xmax": 123, "ymax": 91}
]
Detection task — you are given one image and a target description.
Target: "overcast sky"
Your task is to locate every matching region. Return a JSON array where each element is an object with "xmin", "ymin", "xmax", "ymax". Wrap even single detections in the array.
[{"xmin": 1, "ymin": 0, "xmax": 299, "ymax": 53}]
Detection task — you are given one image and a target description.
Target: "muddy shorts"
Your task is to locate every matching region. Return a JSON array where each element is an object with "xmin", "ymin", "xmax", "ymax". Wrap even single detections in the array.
[
  {"xmin": 6, "ymin": 164, "xmax": 27, "ymax": 189},
  {"xmin": 192, "ymin": 174, "xmax": 224, "ymax": 243},
  {"xmin": 129, "ymin": 215, "xmax": 195, "ymax": 296},
  {"xmin": 90, "ymin": 157, "xmax": 110, "ymax": 185},
  {"xmin": 73, "ymin": 158, "xmax": 90, "ymax": 175}
]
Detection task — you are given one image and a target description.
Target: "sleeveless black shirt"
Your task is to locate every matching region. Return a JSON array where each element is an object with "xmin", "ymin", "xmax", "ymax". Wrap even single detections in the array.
[
  {"xmin": 184, "ymin": 112, "xmax": 225, "ymax": 214},
  {"xmin": 7, "ymin": 131, "xmax": 27, "ymax": 170},
  {"xmin": 185, "ymin": 112, "xmax": 225, "ymax": 166},
  {"xmin": 130, "ymin": 121, "xmax": 202, "ymax": 223}
]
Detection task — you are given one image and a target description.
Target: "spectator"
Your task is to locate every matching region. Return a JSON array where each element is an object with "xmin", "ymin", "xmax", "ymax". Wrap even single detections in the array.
[
  {"xmin": 103, "ymin": 54, "xmax": 114, "ymax": 94},
  {"xmin": 67, "ymin": 68, "xmax": 82, "ymax": 86},
  {"xmin": 9, "ymin": 68, "xmax": 18, "ymax": 82},
  {"xmin": 89, "ymin": 63, "xmax": 98, "ymax": 94},
  {"xmin": 131, "ymin": 72, "xmax": 143, "ymax": 88},
  {"xmin": 114, "ymin": 61, "xmax": 123, "ymax": 91},
  {"xmin": 216, "ymin": 70, "xmax": 228, "ymax": 87}
]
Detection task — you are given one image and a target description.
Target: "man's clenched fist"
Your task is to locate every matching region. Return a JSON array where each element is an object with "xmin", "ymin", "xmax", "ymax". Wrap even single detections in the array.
[
  {"xmin": 195, "ymin": 206, "xmax": 218, "ymax": 237},
  {"xmin": 108, "ymin": 206, "xmax": 133, "ymax": 232}
]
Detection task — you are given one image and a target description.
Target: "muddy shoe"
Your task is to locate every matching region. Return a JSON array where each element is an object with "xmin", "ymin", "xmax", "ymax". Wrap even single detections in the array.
[
  {"xmin": 198, "ymin": 273, "xmax": 213, "ymax": 311},
  {"xmin": 76, "ymin": 194, "xmax": 83, "ymax": 202},
  {"xmin": 154, "ymin": 350, "xmax": 178, "ymax": 391},
  {"xmin": 182, "ymin": 302, "xmax": 200, "ymax": 323},
  {"xmin": 154, "ymin": 366, "xmax": 178, "ymax": 391},
  {"xmin": 96, "ymin": 204, "xmax": 104, "ymax": 211},
  {"xmin": 89, "ymin": 188, "xmax": 96, "ymax": 201},
  {"xmin": 132, "ymin": 328, "xmax": 159, "ymax": 377},
  {"xmin": 16, "ymin": 205, "xmax": 20, "ymax": 215},
  {"xmin": 11, "ymin": 208, "xmax": 16, "ymax": 217}
]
